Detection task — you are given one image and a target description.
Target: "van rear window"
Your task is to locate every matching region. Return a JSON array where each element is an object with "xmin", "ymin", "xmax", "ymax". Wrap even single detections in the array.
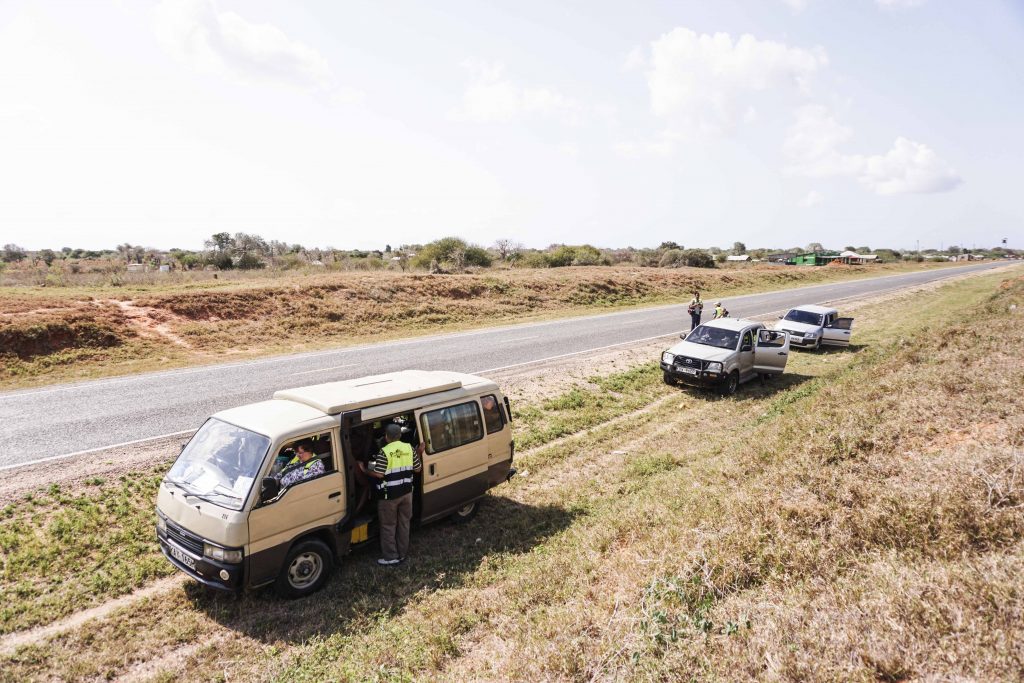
[
  {"xmin": 480, "ymin": 394, "xmax": 505, "ymax": 434},
  {"xmin": 421, "ymin": 402, "xmax": 483, "ymax": 454}
]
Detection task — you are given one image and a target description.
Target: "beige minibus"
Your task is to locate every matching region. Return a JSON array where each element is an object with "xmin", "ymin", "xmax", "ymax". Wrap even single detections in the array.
[{"xmin": 156, "ymin": 370, "xmax": 515, "ymax": 597}]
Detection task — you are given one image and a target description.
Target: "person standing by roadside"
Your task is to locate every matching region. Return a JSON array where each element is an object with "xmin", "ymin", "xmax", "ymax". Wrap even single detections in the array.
[
  {"xmin": 687, "ymin": 291, "xmax": 704, "ymax": 330},
  {"xmin": 713, "ymin": 302, "xmax": 728, "ymax": 319},
  {"xmin": 369, "ymin": 424, "xmax": 423, "ymax": 565}
]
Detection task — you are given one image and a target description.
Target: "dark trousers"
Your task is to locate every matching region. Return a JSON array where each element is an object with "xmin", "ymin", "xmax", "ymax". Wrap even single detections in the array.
[
  {"xmin": 690, "ymin": 312, "xmax": 701, "ymax": 330},
  {"xmin": 377, "ymin": 492, "xmax": 412, "ymax": 561}
]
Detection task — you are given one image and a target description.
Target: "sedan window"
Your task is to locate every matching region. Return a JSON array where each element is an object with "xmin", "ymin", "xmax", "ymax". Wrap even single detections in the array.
[{"xmin": 783, "ymin": 309, "xmax": 824, "ymax": 326}]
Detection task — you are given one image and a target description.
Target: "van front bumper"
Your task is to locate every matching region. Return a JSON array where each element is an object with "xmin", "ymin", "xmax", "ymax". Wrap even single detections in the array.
[
  {"xmin": 157, "ymin": 526, "xmax": 244, "ymax": 592},
  {"xmin": 661, "ymin": 362, "xmax": 726, "ymax": 388}
]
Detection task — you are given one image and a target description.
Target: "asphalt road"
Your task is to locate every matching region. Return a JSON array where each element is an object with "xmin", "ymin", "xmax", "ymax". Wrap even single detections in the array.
[{"xmin": 0, "ymin": 262, "xmax": 1006, "ymax": 470}]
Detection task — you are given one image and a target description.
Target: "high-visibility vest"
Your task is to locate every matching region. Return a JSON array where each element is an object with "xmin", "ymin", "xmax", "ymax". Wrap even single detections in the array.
[
  {"xmin": 287, "ymin": 455, "xmax": 318, "ymax": 473},
  {"xmin": 374, "ymin": 441, "xmax": 416, "ymax": 499},
  {"xmin": 714, "ymin": 306, "xmax": 726, "ymax": 318}
]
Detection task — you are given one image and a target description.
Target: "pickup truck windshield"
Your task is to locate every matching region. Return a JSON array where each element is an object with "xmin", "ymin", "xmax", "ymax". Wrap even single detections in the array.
[
  {"xmin": 165, "ymin": 418, "xmax": 270, "ymax": 511},
  {"xmin": 783, "ymin": 309, "xmax": 824, "ymax": 326},
  {"xmin": 686, "ymin": 325, "xmax": 740, "ymax": 350}
]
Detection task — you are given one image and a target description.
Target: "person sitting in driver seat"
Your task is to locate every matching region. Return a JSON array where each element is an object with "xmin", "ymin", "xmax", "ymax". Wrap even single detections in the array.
[{"xmin": 280, "ymin": 440, "xmax": 325, "ymax": 488}]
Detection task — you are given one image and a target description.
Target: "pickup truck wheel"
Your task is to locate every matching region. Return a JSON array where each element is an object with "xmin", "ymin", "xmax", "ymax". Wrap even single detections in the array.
[
  {"xmin": 274, "ymin": 539, "xmax": 332, "ymax": 599},
  {"xmin": 663, "ymin": 371, "xmax": 676, "ymax": 386},
  {"xmin": 720, "ymin": 371, "xmax": 739, "ymax": 396},
  {"xmin": 813, "ymin": 338, "xmax": 821, "ymax": 351},
  {"xmin": 451, "ymin": 500, "xmax": 479, "ymax": 524}
]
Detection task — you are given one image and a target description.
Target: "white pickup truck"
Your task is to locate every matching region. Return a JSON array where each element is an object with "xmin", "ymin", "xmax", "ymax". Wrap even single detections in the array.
[
  {"xmin": 660, "ymin": 318, "xmax": 791, "ymax": 395},
  {"xmin": 774, "ymin": 305, "xmax": 854, "ymax": 350}
]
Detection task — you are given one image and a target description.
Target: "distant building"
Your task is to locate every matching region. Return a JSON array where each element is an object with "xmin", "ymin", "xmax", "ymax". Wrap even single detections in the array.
[
  {"xmin": 726, "ymin": 254, "xmax": 751, "ymax": 262},
  {"xmin": 838, "ymin": 250, "xmax": 879, "ymax": 265},
  {"xmin": 791, "ymin": 252, "xmax": 842, "ymax": 266}
]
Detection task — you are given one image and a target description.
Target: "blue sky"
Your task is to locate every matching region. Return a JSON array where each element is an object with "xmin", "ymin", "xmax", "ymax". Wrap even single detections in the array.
[{"xmin": 1, "ymin": 0, "xmax": 1021, "ymax": 252}]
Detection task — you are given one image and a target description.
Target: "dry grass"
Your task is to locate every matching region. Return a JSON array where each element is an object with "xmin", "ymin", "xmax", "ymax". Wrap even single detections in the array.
[
  {"xmin": 0, "ymin": 269, "xmax": 1019, "ymax": 682},
  {"xmin": 0, "ymin": 262, "xmax": 956, "ymax": 389}
]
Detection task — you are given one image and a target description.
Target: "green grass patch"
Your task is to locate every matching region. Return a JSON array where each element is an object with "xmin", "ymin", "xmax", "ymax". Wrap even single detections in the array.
[
  {"xmin": 513, "ymin": 364, "xmax": 670, "ymax": 450},
  {"xmin": 0, "ymin": 467, "xmax": 174, "ymax": 635}
]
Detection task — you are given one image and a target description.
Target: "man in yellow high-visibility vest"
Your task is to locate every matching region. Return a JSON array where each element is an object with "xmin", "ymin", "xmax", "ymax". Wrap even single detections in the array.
[{"xmin": 369, "ymin": 424, "xmax": 423, "ymax": 565}]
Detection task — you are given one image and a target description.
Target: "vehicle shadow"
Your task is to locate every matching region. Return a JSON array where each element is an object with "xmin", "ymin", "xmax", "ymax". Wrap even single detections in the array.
[
  {"xmin": 671, "ymin": 371, "xmax": 815, "ymax": 399},
  {"xmin": 793, "ymin": 342, "xmax": 866, "ymax": 355},
  {"xmin": 186, "ymin": 495, "xmax": 576, "ymax": 644}
]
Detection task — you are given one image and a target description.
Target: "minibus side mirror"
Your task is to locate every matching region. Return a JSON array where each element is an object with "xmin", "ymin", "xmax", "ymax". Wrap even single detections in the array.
[{"xmin": 260, "ymin": 477, "xmax": 281, "ymax": 503}]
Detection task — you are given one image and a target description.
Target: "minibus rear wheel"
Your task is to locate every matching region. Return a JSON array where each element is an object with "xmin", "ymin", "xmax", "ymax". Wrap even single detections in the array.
[
  {"xmin": 451, "ymin": 500, "xmax": 479, "ymax": 523},
  {"xmin": 275, "ymin": 538, "xmax": 333, "ymax": 599}
]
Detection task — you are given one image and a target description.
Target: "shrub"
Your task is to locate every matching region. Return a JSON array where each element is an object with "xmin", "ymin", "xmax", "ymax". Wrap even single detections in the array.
[
  {"xmin": 571, "ymin": 245, "xmax": 605, "ymax": 266},
  {"xmin": 412, "ymin": 237, "xmax": 492, "ymax": 271},
  {"xmin": 659, "ymin": 249, "xmax": 684, "ymax": 267},
  {"xmin": 236, "ymin": 252, "xmax": 265, "ymax": 270},
  {"xmin": 519, "ymin": 252, "xmax": 550, "ymax": 268},
  {"xmin": 680, "ymin": 249, "xmax": 716, "ymax": 268}
]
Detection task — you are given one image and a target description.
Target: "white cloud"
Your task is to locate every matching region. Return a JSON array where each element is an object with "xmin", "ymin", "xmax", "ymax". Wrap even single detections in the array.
[
  {"xmin": 450, "ymin": 60, "xmax": 582, "ymax": 124},
  {"xmin": 785, "ymin": 105, "xmax": 961, "ymax": 195},
  {"xmin": 154, "ymin": 0, "xmax": 334, "ymax": 90},
  {"xmin": 636, "ymin": 27, "xmax": 827, "ymax": 133},
  {"xmin": 799, "ymin": 190, "xmax": 824, "ymax": 207},
  {"xmin": 851, "ymin": 137, "xmax": 961, "ymax": 195}
]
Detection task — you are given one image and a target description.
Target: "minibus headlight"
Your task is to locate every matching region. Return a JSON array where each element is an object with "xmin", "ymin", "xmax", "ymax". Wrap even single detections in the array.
[
  {"xmin": 661, "ymin": 352, "xmax": 674, "ymax": 364},
  {"xmin": 204, "ymin": 543, "xmax": 243, "ymax": 564},
  {"xmin": 706, "ymin": 362, "xmax": 723, "ymax": 373}
]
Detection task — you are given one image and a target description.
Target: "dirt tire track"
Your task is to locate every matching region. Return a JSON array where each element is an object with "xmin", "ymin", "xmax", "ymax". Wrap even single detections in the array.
[{"xmin": 0, "ymin": 576, "xmax": 185, "ymax": 656}]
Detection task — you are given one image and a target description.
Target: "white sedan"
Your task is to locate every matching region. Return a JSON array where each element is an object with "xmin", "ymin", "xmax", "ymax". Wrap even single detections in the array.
[{"xmin": 774, "ymin": 305, "xmax": 853, "ymax": 350}]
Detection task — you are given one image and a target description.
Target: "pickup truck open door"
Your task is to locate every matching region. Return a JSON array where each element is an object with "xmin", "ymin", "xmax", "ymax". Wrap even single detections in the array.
[{"xmin": 754, "ymin": 329, "xmax": 790, "ymax": 375}]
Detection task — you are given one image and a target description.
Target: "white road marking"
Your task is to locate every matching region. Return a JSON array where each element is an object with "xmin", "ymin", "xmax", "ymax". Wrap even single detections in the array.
[
  {"xmin": 0, "ymin": 429, "xmax": 197, "ymax": 472},
  {"xmin": 289, "ymin": 363, "xmax": 357, "ymax": 376},
  {"xmin": 498, "ymin": 336, "xmax": 540, "ymax": 343}
]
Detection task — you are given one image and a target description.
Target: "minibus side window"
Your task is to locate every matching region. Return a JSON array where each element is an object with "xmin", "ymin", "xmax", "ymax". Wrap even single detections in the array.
[
  {"xmin": 273, "ymin": 432, "xmax": 335, "ymax": 489},
  {"xmin": 421, "ymin": 402, "xmax": 483, "ymax": 454},
  {"xmin": 480, "ymin": 394, "xmax": 505, "ymax": 434}
]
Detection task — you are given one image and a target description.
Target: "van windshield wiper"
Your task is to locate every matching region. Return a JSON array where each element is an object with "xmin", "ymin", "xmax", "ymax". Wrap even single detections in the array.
[
  {"xmin": 211, "ymin": 484, "xmax": 242, "ymax": 501},
  {"xmin": 164, "ymin": 478, "xmax": 198, "ymax": 495}
]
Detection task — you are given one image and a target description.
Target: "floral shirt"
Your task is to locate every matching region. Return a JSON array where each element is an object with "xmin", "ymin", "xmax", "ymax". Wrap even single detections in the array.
[{"xmin": 280, "ymin": 457, "xmax": 325, "ymax": 488}]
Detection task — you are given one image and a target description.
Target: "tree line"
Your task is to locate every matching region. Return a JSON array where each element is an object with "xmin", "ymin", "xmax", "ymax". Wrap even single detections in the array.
[{"xmin": 1, "ymin": 234, "xmax": 1017, "ymax": 275}]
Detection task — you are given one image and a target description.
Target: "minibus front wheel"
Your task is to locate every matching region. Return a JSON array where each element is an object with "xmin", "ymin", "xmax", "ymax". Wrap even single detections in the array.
[{"xmin": 275, "ymin": 538, "xmax": 333, "ymax": 599}]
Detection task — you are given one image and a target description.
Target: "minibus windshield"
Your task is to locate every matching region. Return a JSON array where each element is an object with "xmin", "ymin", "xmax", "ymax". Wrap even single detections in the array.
[{"xmin": 165, "ymin": 418, "xmax": 270, "ymax": 510}]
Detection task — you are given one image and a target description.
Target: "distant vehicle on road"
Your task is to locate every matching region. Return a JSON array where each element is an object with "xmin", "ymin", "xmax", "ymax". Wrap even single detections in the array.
[
  {"xmin": 156, "ymin": 370, "xmax": 515, "ymax": 598},
  {"xmin": 774, "ymin": 305, "xmax": 854, "ymax": 350},
  {"xmin": 661, "ymin": 318, "xmax": 790, "ymax": 395}
]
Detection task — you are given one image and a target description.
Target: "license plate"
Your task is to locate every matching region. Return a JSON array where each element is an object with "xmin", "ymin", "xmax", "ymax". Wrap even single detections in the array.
[
  {"xmin": 679, "ymin": 367, "xmax": 698, "ymax": 375},
  {"xmin": 169, "ymin": 544, "xmax": 196, "ymax": 570}
]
